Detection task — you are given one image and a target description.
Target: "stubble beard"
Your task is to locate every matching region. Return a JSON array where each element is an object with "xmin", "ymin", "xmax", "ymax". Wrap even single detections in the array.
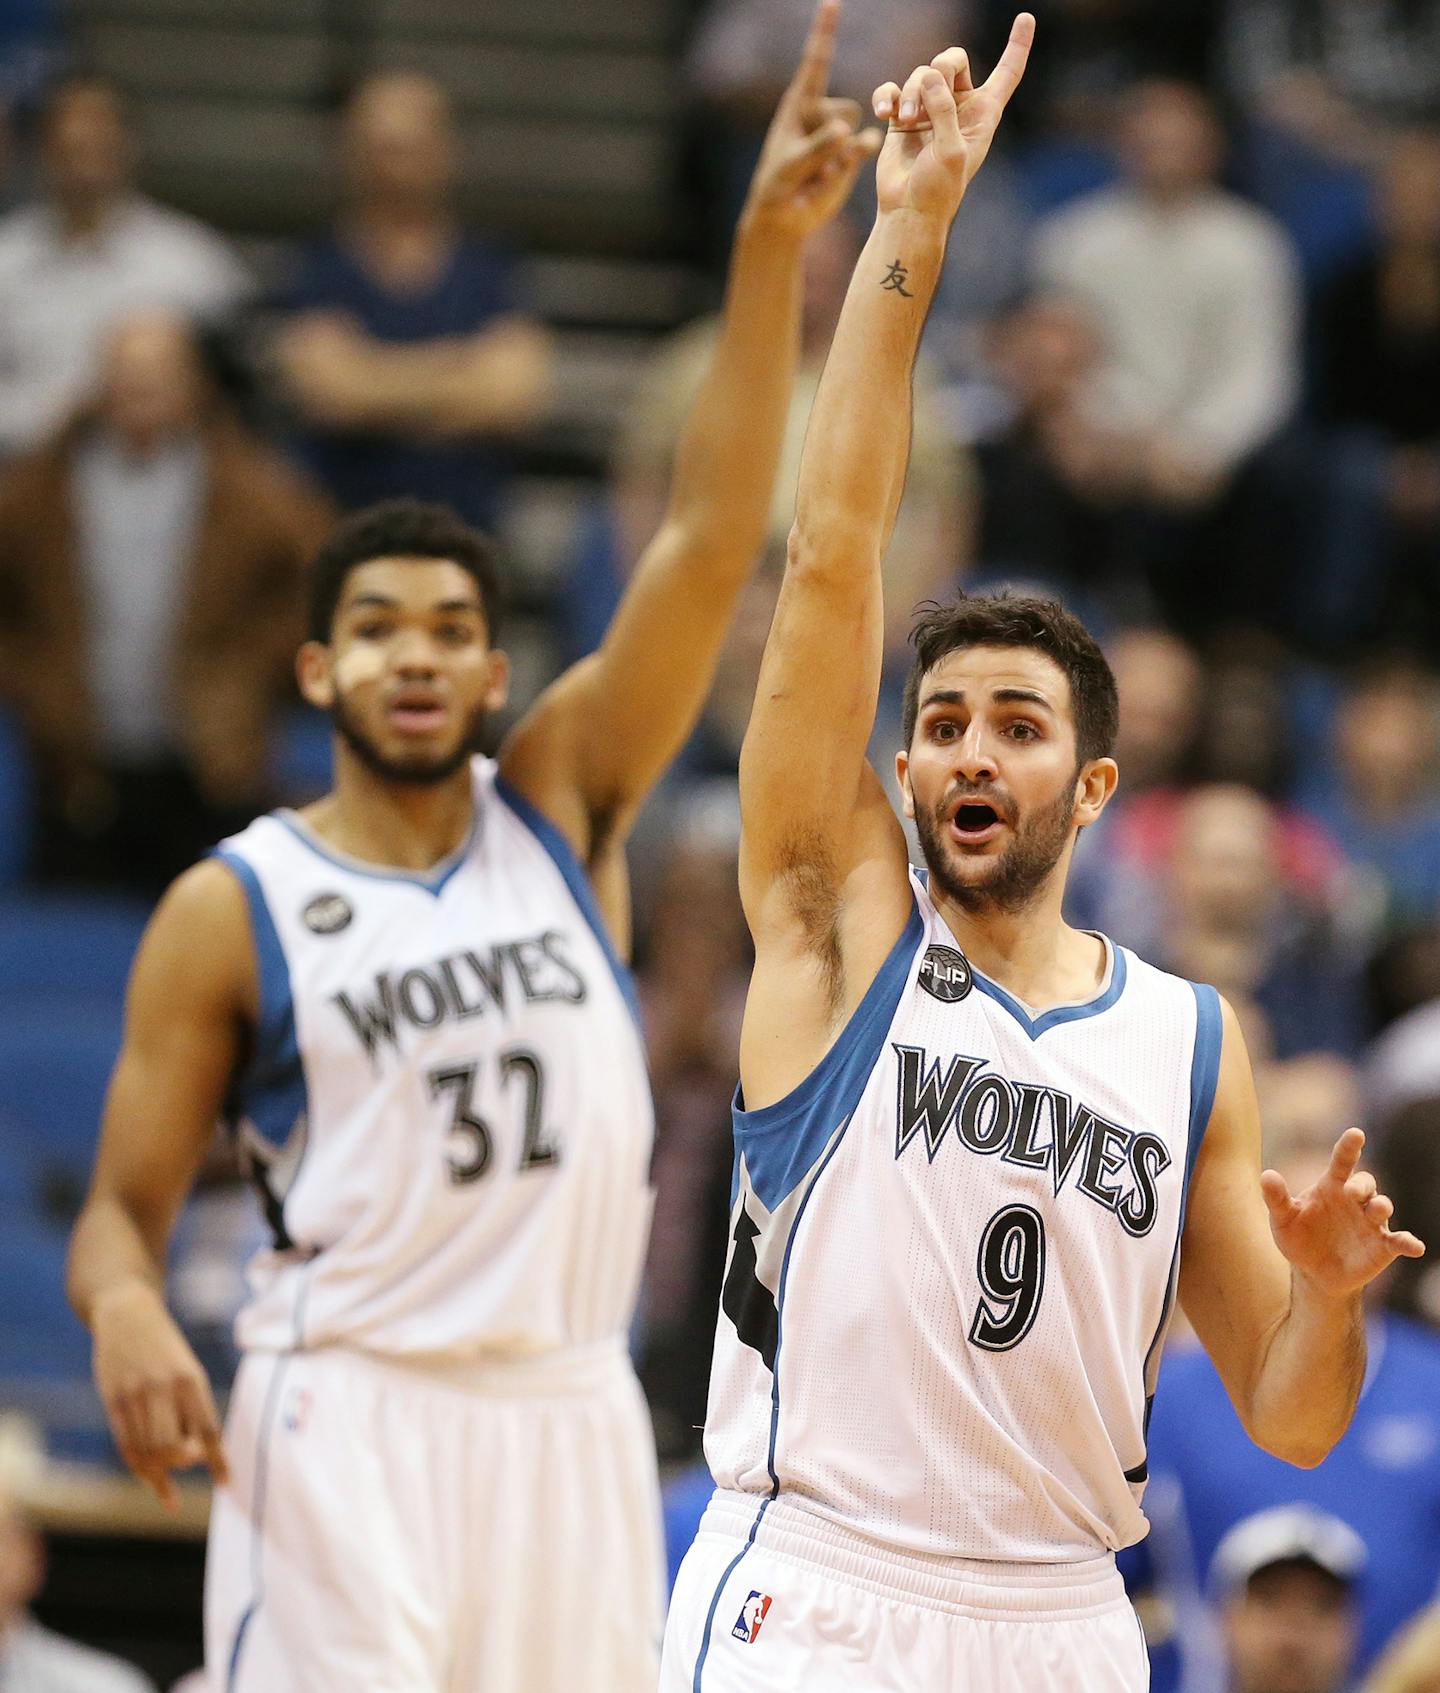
[
  {"xmin": 330, "ymin": 691, "xmax": 489, "ymax": 788},
  {"xmin": 915, "ymin": 780, "xmax": 1077, "ymax": 918}
]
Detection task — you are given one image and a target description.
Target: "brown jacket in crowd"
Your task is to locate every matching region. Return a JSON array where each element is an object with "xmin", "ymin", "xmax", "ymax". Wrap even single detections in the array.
[{"xmin": 0, "ymin": 418, "xmax": 334, "ymax": 810}]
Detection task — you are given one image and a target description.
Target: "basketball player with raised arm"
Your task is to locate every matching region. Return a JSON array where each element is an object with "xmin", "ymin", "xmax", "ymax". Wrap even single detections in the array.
[
  {"xmin": 662, "ymin": 18, "xmax": 1427, "ymax": 1692},
  {"xmin": 64, "ymin": 10, "xmax": 881, "ymax": 1689}
]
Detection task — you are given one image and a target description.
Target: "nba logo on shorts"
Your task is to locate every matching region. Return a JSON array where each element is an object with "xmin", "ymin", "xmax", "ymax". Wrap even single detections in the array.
[{"xmin": 731, "ymin": 1591, "xmax": 773, "ymax": 1643}]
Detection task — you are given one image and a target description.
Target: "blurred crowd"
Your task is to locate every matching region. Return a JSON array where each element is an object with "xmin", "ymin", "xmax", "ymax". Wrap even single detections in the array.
[{"xmin": 3, "ymin": 1, "xmax": 1440, "ymax": 1690}]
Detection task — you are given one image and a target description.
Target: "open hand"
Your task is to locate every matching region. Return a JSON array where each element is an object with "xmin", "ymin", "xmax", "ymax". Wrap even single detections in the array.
[
  {"xmin": 1263, "ymin": 1127, "xmax": 1425, "ymax": 1301},
  {"xmin": 871, "ymin": 13, "xmax": 1034, "ymax": 224},
  {"xmin": 742, "ymin": 0, "xmax": 881, "ymax": 240}
]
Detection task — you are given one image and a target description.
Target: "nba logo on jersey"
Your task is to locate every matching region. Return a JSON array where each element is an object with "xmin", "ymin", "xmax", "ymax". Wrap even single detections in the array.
[{"xmin": 731, "ymin": 1591, "xmax": 773, "ymax": 1643}]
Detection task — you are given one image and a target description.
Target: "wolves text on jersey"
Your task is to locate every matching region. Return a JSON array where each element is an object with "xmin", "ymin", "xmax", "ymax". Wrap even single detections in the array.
[
  {"xmin": 892, "ymin": 1044, "xmax": 1172, "ymax": 1237},
  {"xmin": 333, "ymin": 929, "xmax": 588, "ymax": 1063}
]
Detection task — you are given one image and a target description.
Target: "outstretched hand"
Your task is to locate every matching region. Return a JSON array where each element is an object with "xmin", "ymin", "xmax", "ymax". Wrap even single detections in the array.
[
  {"xmin": 871, "ymin": 12, "xmax": 1034, "ymax": 224},
  {"xmin": 742, "ymin": 0, "xmax": 882, "ymax": 239},
  {"xmin": 1263, "ymin": 1126, "xmax": 1425, "ymax": 1301}
]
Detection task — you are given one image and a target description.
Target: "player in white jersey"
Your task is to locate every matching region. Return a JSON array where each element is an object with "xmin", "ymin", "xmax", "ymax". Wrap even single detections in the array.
[
  {"xmin": 65, "ymin": 11, "xmax": 883, "ymax": 1688},
  {"xmin": 661, "ymin": 17, "xmax": 1427, "ymax": 1692}
]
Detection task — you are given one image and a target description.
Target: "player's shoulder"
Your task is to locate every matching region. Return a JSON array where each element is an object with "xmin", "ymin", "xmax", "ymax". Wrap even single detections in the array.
[{"xmin": 1099, "ymin": 937, "xmax": 1216, "ymax": 1013}]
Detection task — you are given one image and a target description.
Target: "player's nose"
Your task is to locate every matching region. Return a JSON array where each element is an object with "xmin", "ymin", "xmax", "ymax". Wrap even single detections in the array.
[{"xmin": 952, "ymin": 725, "xmax": 998, "ymax": 781}]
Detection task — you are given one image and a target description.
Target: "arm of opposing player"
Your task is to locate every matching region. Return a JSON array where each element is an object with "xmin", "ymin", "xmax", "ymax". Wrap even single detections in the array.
[
  {"xmin": 1177, "ymin": 997, "xmax": 1420, "ymax": 1467},
  {"xmin": 67, "ymin": 859, "xmax": 255, "ymax": 1504}
]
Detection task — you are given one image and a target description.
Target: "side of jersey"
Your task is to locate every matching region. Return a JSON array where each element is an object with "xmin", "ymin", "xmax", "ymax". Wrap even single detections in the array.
[
  {"xmin": 216, "ymin": 758, "xmax": 655, "ymax": 1359},
  {"xmin": 703, "ymin": 870, "xmax": 1222, "ymax": 1562}
]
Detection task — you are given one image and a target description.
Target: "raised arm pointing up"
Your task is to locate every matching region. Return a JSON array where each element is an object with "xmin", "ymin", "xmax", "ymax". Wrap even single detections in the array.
[{"xmin": 738, "ymin": 18, "xmax": 1035, "ymax": 1111}]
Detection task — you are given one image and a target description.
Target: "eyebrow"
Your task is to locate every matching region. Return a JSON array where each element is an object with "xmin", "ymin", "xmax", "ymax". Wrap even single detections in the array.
[
  {"xmin": 920, "ymin": 686, "xmax": 1057, "ymax": 715},
  {"xmin": 344, "ymin": 594, "xmax": 483, "ymax": 616}
]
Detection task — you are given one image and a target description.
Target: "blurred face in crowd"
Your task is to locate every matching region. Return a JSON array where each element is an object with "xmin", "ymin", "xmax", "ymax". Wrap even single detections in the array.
[
  {"xmin": 0, "ymin": 1491, "xmax": 42, "ymax": 1635},
  {"xmin": 1168, "ymin": 785, "xmax": 1280, "ymax": 932},
  {"xmin": 343, "ymin": 73, "xmax": 457, "ymax": 213},
  {"xmin": 1108, "ymin": 628, "xmax": 1201, "ymax": 793},
  {"xmin": 1381, "ymin": 129, "xmax": 1440, "ymax": 247},
  {"xmin": 300, "ymin": 560, "xmax": 509, "ymax": 785},
  {"xmin": 100, "ymin": 312, "xmax": 206, "ymax": 455},
  {"xmin": 992, "ymin": 296, "xmax": 1103, "ymax": 413},
  {"xmin": 1257, "ymin": 1054, "xmax": 1361, "ymax": 1183},
  {"xmin": 1119, "ymin": 81, "xmax": 1222, "ymax": 201},
  {"xmin": 1337, "ymin": 671, "xmax": 1440, "ymax": 817},
  {"xmin": 900, "ymin": 646, "xmax": 1106, "ymax": 916},
  {"xmin": 41, "ymin": 81, "xmax": 135, "ymax": 214},
  {"xmin": 1224, "ymin": 1562, "xmax": 1355, "ymax": 1693}
]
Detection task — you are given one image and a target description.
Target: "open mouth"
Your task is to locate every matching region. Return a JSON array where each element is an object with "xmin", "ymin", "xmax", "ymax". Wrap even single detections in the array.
[
  {"xmin": 949, "ymin": 800, "xmax": 1005, "ymax": 844},
  {"xmin": 387, "ymin": 691, "xmax": 449, "ymax": 735}
]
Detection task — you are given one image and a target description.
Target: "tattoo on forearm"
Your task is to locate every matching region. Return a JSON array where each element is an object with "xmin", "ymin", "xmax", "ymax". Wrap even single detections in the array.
[{"xmin": 880, "ymin": 259, "xmax": 914, "ymax": 297}]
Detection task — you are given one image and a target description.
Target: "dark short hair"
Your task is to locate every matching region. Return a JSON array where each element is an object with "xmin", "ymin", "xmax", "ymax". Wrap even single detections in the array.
[
  {"xmin": 307, "ymin": 499, "xmax": 503, "ymax": 643},
  {"xmin": 901, "ymin": 593, "xmax": 1119, "ymax": 765}
]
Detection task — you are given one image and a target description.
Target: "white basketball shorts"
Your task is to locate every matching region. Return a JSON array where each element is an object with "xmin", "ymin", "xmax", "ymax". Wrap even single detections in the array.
[
  {"xmin": 207, "ymin": 1340, "xmax": 664, "ymax": 1693},
  {"xmin": 661, "ymin": 1491, "xmax": 1150, "ymax": 1693}
]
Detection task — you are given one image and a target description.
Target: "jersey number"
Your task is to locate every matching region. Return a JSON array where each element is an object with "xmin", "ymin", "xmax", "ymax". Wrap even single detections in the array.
[
  {"xmin": 427, "ymin": 1049, "xmax": 561, "ymax": 1186},
  {"xmin": 968, "ymin": 1204, "xmax": 1047, "ymax": 1352}
]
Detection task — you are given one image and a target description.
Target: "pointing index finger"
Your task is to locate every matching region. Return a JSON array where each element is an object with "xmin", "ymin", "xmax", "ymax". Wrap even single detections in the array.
[
  {"xmin": 790, "ymin": 0, "xmax": 841, "ymax": 104},
  {"xmin": 1327, "ymin": 1126, "xmax": 1366, "ymax": 1184},
  {"xmin": 982, "ymin": 12, "xmax": 1036, "ymax": 108}
]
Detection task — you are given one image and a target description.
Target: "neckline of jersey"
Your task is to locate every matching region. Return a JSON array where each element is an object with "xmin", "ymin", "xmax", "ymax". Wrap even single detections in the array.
[
  {"xmin": 273, "ymin": 799, "xmax": 481, "ymax": 895},
  {"xmin": 922, "ymin": 879, "xmax": 1127, "ymax": 1039}
]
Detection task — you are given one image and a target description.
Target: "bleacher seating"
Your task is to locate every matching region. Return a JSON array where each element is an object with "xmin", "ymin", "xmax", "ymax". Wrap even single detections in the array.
[{"xmin": 0, "ymin": 1001, "xmax": 125, "ymax": 1185}]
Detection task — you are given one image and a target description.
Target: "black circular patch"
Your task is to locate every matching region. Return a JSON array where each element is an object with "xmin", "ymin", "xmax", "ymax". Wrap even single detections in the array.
[
  {"xmin": 303, "ymin": 892, "xmax": 353, "ymax": 935},
  {"xmin": 918, "ymin": 943, "xmax": 973, "ymax": 1002}
]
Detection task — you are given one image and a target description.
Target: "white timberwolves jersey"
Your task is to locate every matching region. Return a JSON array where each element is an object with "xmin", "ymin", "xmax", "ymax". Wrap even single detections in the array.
[
  {"xmin": 214, "ymin": 758, "xmax": 654, "ymax": 1359},
  {"xmin": 705, "ymin": 869, "xmax": 1221, "ymax": 1563}
]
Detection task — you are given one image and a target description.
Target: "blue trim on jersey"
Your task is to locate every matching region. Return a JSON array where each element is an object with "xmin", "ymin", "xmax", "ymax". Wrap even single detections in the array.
[
  {"xmin": 272, "ymin": 808, "xmax": 477, "ymax": 896},
  {"xmin": 1184, "ymin": 982, "xmax": 1223, "ymax": 1196},
  {"xmin": 732, "ymin": 900, "xmax": 924, "ymax": 1213},
  {"xmin": 971, "ymin": 939, "xmax": 1129, "ymax": 1040},
  {"xmin": 214, "ymin": 852, "xmax": 310, "ymax": 1245},
  {"xmin": 493, "ymin": 775, "xmax": 644, "ymax": 1029},
  {"xmin": 691, "ymin": 1499, "xmax": 770, "ymax": 1693},
  {"xmin": 225, "ymin": 1352, "xmax": 293, "ymax": 1693},
  {"xmin": 1137, "ymin": 981, "xmax": 1225, "ymax": 1417}
]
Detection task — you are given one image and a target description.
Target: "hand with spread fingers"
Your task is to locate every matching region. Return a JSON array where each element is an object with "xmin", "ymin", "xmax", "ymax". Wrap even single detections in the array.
[
  {"xmin": 870, "ymin": 12, "xmax": 1034, "ymax": 224},
  {"xmin": 1262, "ymin": 1126, "xmax": 1426, "ymax": 1301},
  {"xmin": 742, "ymin": 0, "xmax": 882, "ymax": 240}
]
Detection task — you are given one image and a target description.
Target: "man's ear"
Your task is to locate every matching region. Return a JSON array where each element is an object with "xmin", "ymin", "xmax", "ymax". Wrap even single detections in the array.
[
  {"xmin": 484, "ymin": 648, "xmax": 511, "ymax": 714},
  {"xmin": 896, "ymin": 749, "xmax": 916, "ymax": 820},
  {"xmin": 296, "ymin": 641, "xmax": 334, "ymax": 712},
  {"xmin": 1074, "ymin": 757, "xmax": 1119, "ymax": 830}
]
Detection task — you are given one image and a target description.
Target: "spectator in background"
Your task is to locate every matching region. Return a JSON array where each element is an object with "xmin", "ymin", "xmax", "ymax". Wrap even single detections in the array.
[
  {"xmin": 967, "ymin": 293, "xmax": 1148, "ymax": 617},
  {"xmin": 1213, "ymin": 1507, "xmax": 1364, "ymax": 1693},
  {"xmin": 1068, "ymin": 625, "xmax": 1203, "ymax": 932},
  {"xmin": 1031, "ymin": 82, "xmax": 1303, "ymax": 636},
  {"xmin": 274, "ymin": 71, "xmax": 553, "ymax": 535},
  {"xmin": 0, "ymin": 310, "xmax": 332, "ymax": 898},
  {"xmin": 1123, "ymin": 1113, "xmax": 1440, "ymax": 1690},
  {"xmin": 1156, "ymin": 785, "xmax": 1363, "ymax": 1056},
  {"xmin": 1299, "ymin": 664, "xmax": 1440, "ymax": 924},
  {"xmin": 635, "ymin": 792, "xmax": 748, "ymax": 1460},
  {"xmin": 1313, "ymin": 131, "xmax": 1440, "ymax": 651},
  {"xmin": 0, "ymin": 77, "xmax": 248, "ymax": 461},
  {"xmin": 0, "ymin": 1471, "xmax": 156, "ymax": 1691}
]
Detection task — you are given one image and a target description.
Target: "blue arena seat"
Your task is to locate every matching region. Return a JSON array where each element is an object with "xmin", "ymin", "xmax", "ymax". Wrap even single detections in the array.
[
  {"xmin": 0, "ymin": 705, "xmax": 33, "ymax": 886},
  {"xmin": 0, "ymin": 1003, "xmax": 124, "ymax": 1179},
  {"xmin": 0, "ymin": 894, "xmax": 148, "ymax": 999}
]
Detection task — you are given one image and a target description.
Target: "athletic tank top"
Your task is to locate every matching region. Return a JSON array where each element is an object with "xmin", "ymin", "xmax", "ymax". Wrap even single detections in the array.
[
  {"xmin": 703, "ymin": 868, "xmax": 1221, "ymax": 1561},
  {"xmin": 215, "ymin": 758, "xmax": 654, "ymax": 1359}
]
